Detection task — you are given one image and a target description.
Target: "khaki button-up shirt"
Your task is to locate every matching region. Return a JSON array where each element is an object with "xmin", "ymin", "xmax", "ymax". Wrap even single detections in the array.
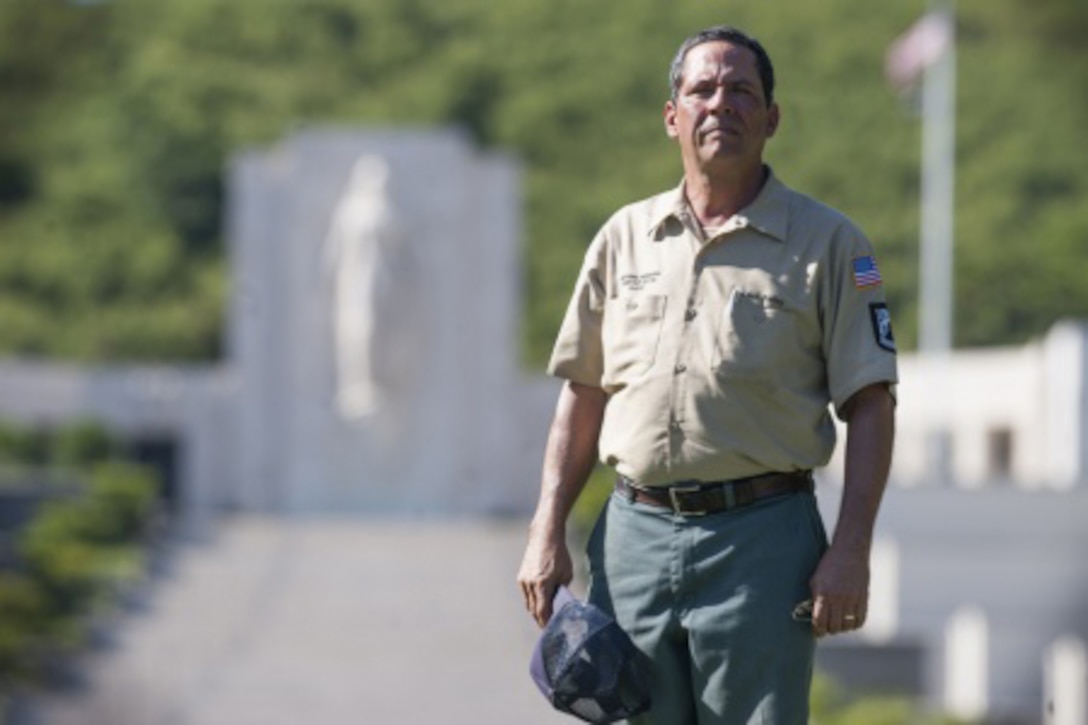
[{"xmin": 548, "ymin": 171, "xmax": 898, "ymax": 486}]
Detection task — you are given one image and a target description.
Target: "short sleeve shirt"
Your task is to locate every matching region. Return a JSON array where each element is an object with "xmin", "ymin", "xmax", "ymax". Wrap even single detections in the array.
[{"xmin": 547, "ymin": 170, "xmax": 899, "ymax": 486}]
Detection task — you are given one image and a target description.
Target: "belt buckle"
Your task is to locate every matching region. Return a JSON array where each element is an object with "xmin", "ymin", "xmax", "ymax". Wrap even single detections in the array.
[{"xmin": 668, "ymin": 484, "xmax": 706, "ymax": 516}]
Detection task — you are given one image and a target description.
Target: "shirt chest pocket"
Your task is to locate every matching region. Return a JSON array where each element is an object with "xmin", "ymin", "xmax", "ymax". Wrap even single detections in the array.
[
  {"xmin": 714, "ymin": 289, "xmax": 800, "ymax": 379},
  {"xmin": 603, "ymin": 295, "xmax": 667, "ymax": 382}
]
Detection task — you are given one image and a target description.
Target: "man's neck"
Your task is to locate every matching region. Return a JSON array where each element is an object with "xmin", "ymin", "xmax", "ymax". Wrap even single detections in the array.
[{"xmin": 684, "ymin": 163, "xmax": 768, "ymax": 228}]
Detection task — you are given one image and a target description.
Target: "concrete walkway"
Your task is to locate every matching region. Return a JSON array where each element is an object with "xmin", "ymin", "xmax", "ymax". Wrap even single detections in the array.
[{"xmin": 11, "ymin": 517, "xmax": 572, "ymax": 725}]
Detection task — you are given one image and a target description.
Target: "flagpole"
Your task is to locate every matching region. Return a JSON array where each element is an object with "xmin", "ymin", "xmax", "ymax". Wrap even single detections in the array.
[
  {"xmin": 912, "ymin": 0, "xmax": 957, "ymax": 486},
  {"xmin": 919, "ymin": 0, "xmax": 955, "ymax": 355}
]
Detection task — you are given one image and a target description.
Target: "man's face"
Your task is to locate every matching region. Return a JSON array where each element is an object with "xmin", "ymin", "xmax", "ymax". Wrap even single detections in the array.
[{"xmin": 664, "ymin": 41, "xmax": 779, "ymax": 173}]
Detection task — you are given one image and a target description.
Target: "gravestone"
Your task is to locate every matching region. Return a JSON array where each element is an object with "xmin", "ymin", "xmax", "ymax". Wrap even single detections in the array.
[{"xmin": 227, "ymin": 128, "xmax": 557, "ymax": 514}]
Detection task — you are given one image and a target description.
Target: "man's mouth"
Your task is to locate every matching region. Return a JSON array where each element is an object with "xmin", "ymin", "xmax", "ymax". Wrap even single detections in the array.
[{"xmin": 702, "ymin": 125, "xmax": 739, "ymax": 138}]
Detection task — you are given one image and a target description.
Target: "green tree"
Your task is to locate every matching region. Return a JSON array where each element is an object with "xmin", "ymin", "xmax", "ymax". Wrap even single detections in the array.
[{"xmin": 1, "ymin": 0, "xmax": 1086, "ymax": 362}]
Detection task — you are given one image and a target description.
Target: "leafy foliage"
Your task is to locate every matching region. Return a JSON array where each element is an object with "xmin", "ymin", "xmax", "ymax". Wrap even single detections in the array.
[
  {"xmin": 810, "ymin": 673, "xmax": 970, "ymax": 725},
  {"xmin": 1, "ymin": 0, "xmax": 1086, "ymax": 362},
  {"xmin": 0, "ymin": 422, "xmax": 51, "ymax": 466},
  {"xmin": 0, "ymin": 420, "xmax": 158, "ymax": 688},
  {"xmin": 0, "ymin": 419, "xmax": 115, "ymax": 467},
  {"xmin": 48, "ymin": 419, "xmax": 117, "ymax": 467}
]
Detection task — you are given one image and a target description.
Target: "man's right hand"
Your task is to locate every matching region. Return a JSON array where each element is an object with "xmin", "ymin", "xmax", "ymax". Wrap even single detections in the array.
[
  {"xmin": 517, "ymin": 528, "xmax": 573, "ymax": 627},
  {"xmin": 517, "ymin": 381, "xmax": 606, "ymax": 627}
]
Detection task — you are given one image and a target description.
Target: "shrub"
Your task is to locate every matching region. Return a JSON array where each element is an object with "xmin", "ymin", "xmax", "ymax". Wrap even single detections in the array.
[
  {"xmin": 0, "ymin": 573, "xmax": 50, "ymax": 680},
  {"xmin": 1, "ymin": 462, "xmax": 158, "ymax": 686},
  {"xmin": 49, "ymin": 421, "xmax": 117, "ymax": 468},
  {"xmin": 810, "ymin": 672, "xmax": 967, "ymax": 724},
  {"xmin": 0, "ymin": 425, "xmax": 51, "ymax": 467}
]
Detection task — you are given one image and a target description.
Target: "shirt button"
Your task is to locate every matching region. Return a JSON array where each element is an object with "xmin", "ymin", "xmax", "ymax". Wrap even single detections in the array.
[
  {"xmin": 674, "ymin": 364, "xmax": 687, "ymax": 374},
  {"xmin": 685, "ymin": 308, "xmax": 697, "ymax": 321}
]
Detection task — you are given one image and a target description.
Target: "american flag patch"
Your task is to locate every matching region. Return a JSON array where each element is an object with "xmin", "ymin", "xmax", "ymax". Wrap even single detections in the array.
[{"xmin": 852, "ymin": 256, "xmax": 883, "ymax": 289}]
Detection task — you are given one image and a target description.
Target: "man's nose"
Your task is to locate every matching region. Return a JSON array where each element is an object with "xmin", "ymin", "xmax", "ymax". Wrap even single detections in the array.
[{"xmin": 706, "ymin": 86, "xmax": 730, "ymax": 114}]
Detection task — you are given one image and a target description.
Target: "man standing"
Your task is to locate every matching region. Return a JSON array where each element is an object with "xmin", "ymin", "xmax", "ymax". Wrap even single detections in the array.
[{"xmin": 518, "ymin": 25, "xmax": 898, "ymax": 724}]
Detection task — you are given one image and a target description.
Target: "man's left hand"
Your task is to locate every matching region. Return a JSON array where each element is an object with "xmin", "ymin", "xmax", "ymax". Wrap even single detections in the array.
[{"xmin": 808, "ymin": 543, "xmax": 870, "ymax": 637}]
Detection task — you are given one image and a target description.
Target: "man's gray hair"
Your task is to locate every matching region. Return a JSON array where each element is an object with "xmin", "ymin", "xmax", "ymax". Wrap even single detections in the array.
[{"xmin": 668, "ymin": 26, "xmax": 776, "ymax": 106}]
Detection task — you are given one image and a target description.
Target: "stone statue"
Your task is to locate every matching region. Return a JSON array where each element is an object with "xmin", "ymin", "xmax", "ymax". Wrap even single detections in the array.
[{"xmin": 323, "ymin": 155, "xmax": 423, "ymax": 425}]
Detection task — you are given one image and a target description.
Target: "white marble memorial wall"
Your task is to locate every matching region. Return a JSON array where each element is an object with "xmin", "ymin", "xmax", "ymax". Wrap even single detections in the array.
[{"xmin": 228, "ymin": 129, "xmax": 555, "ymax": 514}]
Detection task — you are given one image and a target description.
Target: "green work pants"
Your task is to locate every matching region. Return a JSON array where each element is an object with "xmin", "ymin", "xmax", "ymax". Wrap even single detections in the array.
[{"xmin": 585, "ymin": 488, "xmax": 828, "ymax": 724}]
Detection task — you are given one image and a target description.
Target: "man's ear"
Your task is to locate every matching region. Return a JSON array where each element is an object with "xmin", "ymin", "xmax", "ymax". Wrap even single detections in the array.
[
  {"xmin": 663, "ymin": 100, "xmax": 678, "ymax": 139},
  {"xmin": 766, "ymin": 102, "xmax": 781, "ymax": 138}
]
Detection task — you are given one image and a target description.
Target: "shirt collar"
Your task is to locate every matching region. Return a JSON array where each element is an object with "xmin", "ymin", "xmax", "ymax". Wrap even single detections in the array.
[{"xmin": 648, "ymin": 167, "xmax": 790, "ymax": 243}]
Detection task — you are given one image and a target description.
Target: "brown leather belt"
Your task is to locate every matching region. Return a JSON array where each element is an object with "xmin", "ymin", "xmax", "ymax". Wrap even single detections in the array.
[{"xmin": 615, "ymin": 471, "xmax": 814, "ymax": 516}]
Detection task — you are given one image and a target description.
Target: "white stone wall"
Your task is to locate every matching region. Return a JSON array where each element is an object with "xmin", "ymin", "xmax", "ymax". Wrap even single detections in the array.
[
  {"xmin": 816, "ymin": 322, "xmax": 1088, "ymax": 720},
  {"xmin": 227, "ymin": 128, "xmax": 555, "ymax": 514},
  {"xmin": 825, "ymin": 321, "xmax": 1088, "ymax": 491},
  {"xmin": 0, "ymin": 361, "xmax": 238, "ymax": 517},
  {"xmin": 817, "ymin": 486, "xmax": 1088, "ymax": 720}
]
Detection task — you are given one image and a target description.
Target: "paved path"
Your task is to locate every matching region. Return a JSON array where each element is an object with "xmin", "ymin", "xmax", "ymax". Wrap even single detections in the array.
[{"xmin": 12, "ymin": 517, "xmax": 572, "ymax": 725}]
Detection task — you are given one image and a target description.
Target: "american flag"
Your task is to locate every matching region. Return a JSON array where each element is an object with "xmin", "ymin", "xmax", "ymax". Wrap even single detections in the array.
[
  {"xmin": 885, "ymin": 11, "xmax": 954, "ymax": 92},
  {"xmin": 853, "ymin": 256, "xmax": 883, "ymax": 289}
]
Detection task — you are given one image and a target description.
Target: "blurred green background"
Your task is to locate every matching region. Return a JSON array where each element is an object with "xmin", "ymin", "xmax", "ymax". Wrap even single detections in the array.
[{"xmin": 1, "ymin": 0, "xmax": 1086, "ymax": 365}]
